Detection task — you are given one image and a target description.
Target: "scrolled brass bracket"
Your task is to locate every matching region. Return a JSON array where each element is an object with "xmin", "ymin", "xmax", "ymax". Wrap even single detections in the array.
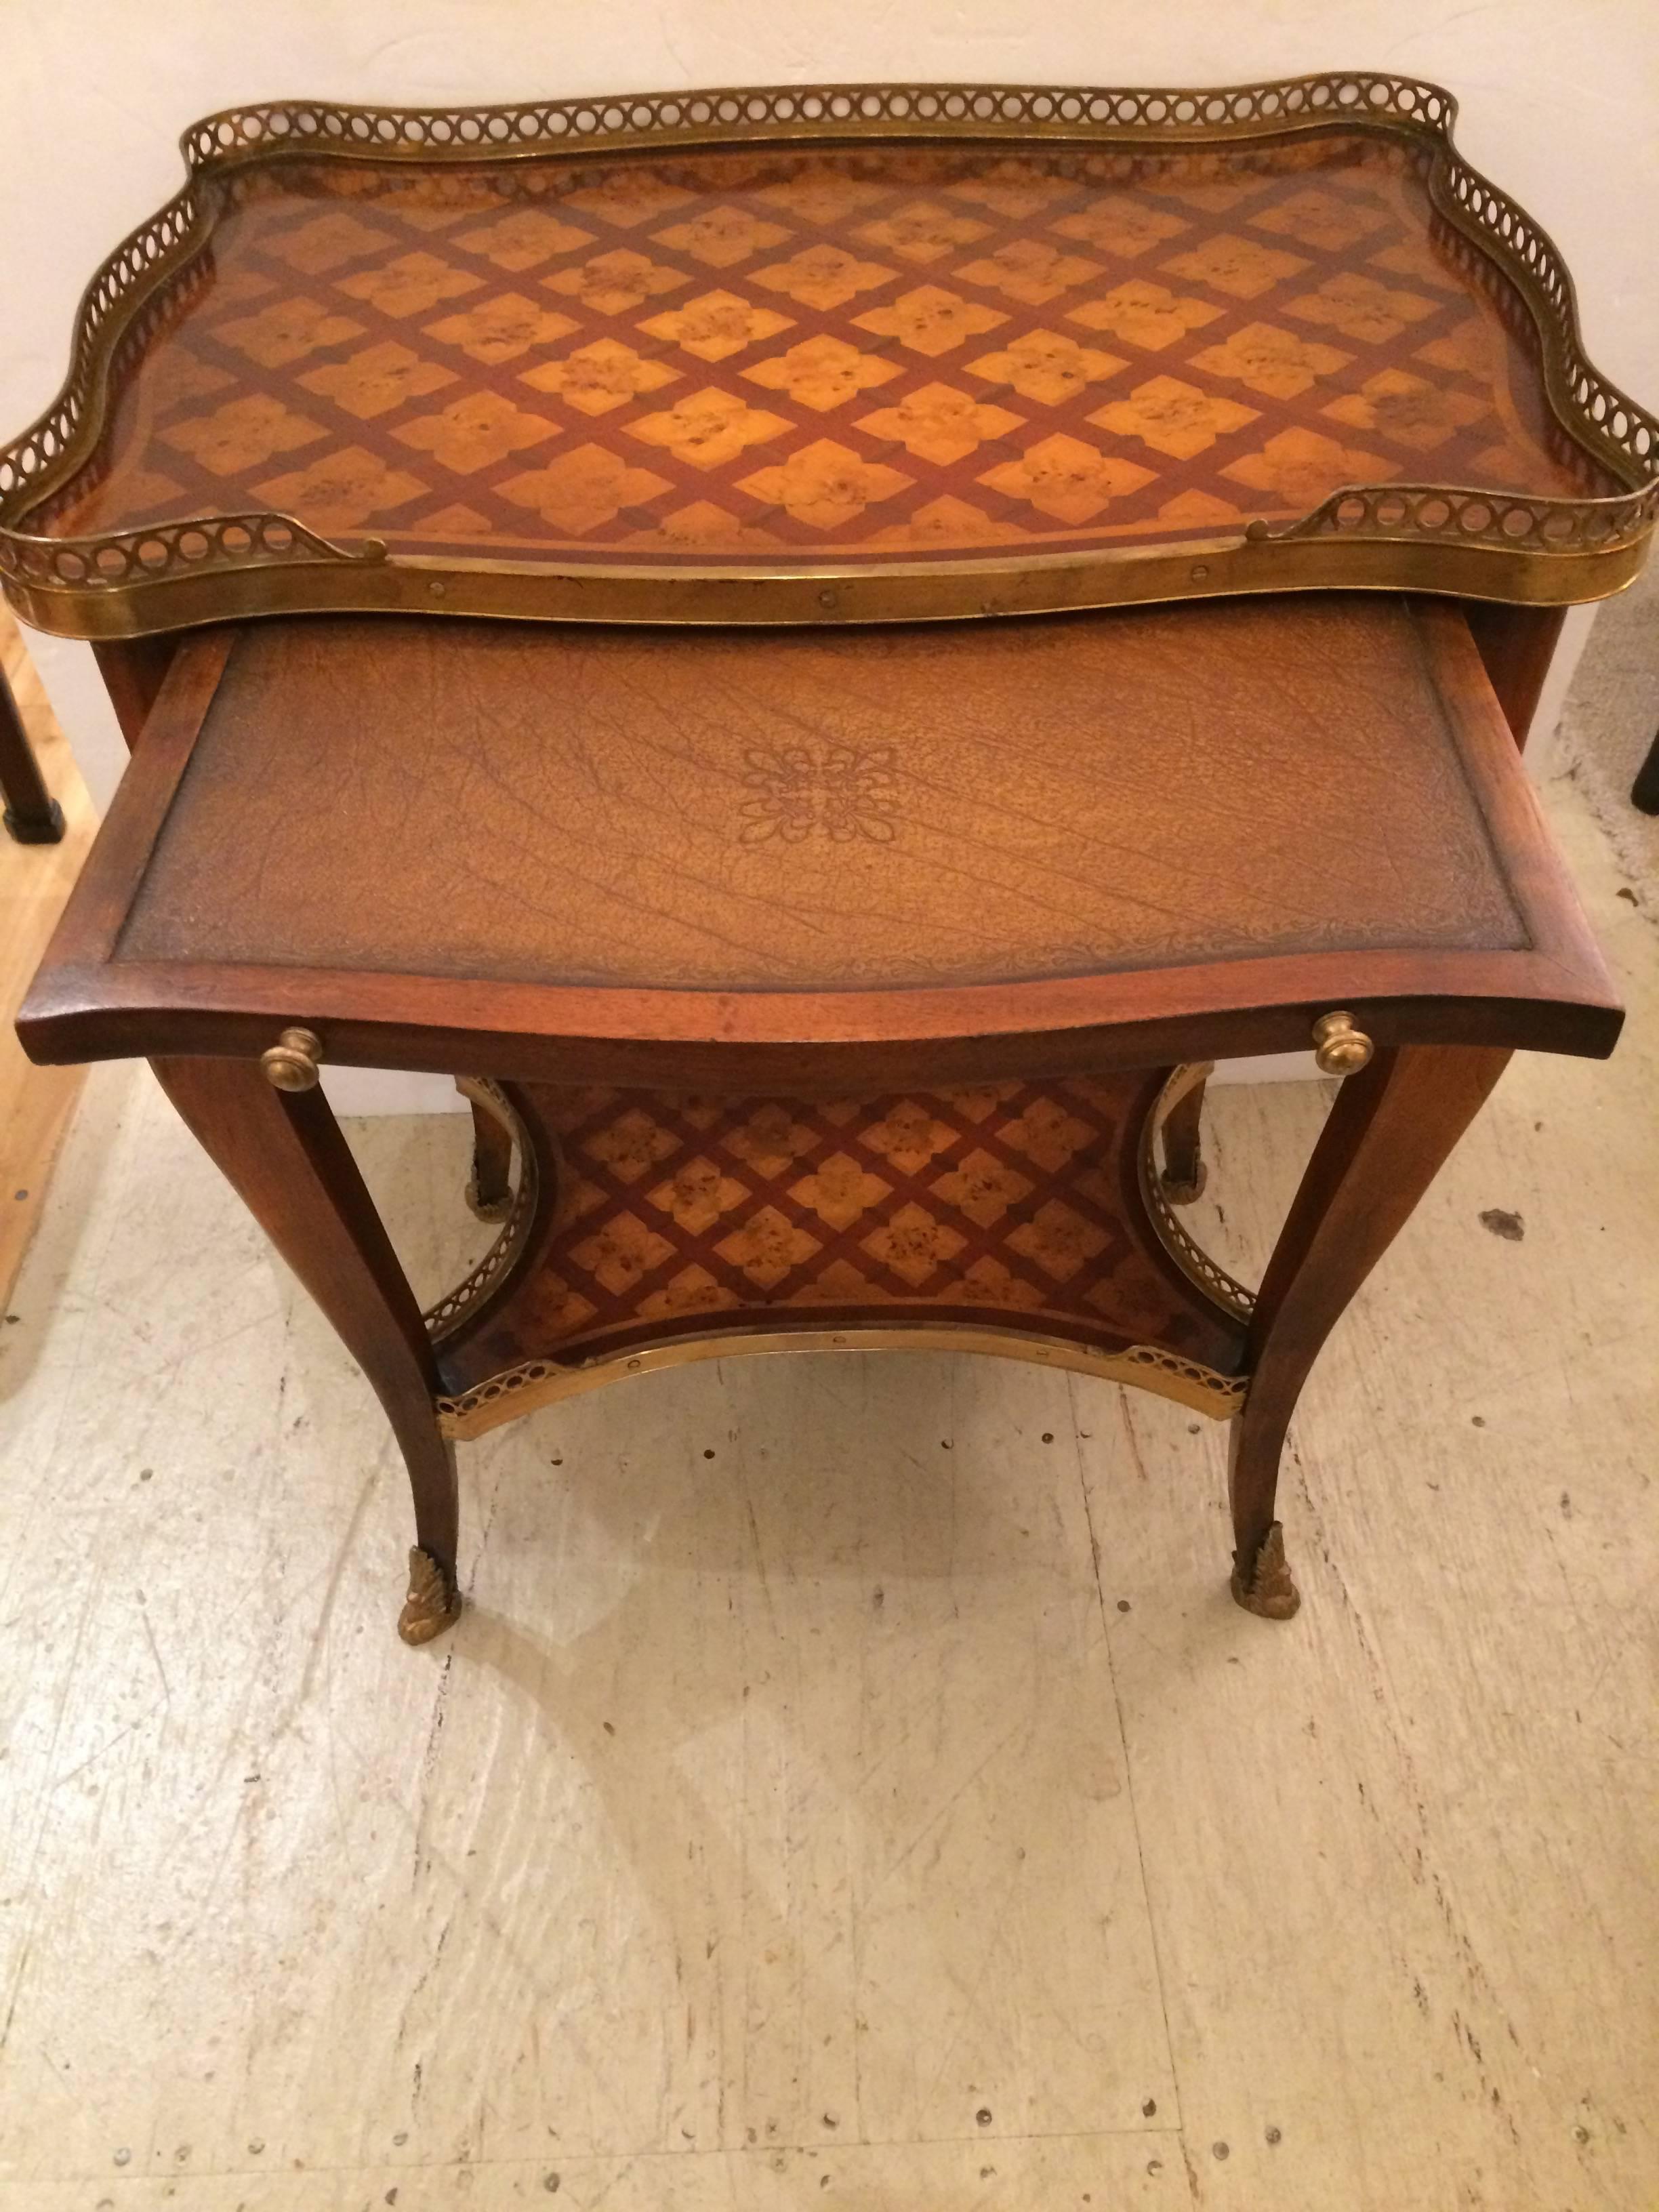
[
  {"xmin": 260, "ymin": 1026, "xmax": 323, "ymax": 1092},
  {"xmin": 1311, "ymin": 1010, "xmax": 1374, "ymax": 1077}
]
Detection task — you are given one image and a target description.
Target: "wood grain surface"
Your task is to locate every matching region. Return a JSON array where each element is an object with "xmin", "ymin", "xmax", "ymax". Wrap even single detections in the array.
[
  {"xmin": 20, "ymin": 595, "xmax": 1620, "ymax": 1083},
  {"xmin": 121, "ymin": 599, "xmax": 1525, "ymax": 987}
]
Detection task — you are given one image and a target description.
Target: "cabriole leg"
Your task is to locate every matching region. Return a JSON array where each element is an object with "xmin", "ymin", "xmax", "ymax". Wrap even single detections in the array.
[
  {"xmin": 149, "ymin": 1054, "xmax": 463, "ymax": 1645},
  {"xmin": 1229, "ymin": 1044, "xmax": 1512, "ymax": 1620}
]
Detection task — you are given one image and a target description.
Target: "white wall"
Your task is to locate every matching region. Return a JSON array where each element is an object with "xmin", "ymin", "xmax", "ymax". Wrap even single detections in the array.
[{"xmin": 2, "ymin": 2, "xmax": 1653, "ymax": 1111}]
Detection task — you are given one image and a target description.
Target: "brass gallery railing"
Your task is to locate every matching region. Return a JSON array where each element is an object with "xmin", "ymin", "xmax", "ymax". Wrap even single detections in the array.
[{"xmin": 1, "ymin": 74, "xmax": 1653, "ymax": 633}]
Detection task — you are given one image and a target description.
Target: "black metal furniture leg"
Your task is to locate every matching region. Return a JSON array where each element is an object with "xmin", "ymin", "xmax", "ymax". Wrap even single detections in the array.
[
  {"xmin": 0, "ymin": 663, "xmax": 64, "ymax": 844},
  {"xmin": 1632, "ymin": 726, "xmax": 1659, "ymax": 815}
]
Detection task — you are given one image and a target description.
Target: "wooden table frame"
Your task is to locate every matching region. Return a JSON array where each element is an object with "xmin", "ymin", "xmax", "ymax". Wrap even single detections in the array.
[{"xmin": 19, "ymin": 594, "xmax": 1618, "ymax": 1645}]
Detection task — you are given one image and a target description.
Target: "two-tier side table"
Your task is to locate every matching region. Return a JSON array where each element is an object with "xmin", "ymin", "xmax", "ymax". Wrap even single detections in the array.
[{"xmin": 7, "ymin": 77, "xmax": 1651, "ymax": 1644}]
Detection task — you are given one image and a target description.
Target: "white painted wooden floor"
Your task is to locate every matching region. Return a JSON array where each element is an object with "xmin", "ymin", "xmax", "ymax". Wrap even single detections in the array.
[{"xmin": 0, "ymin": 757, "xmax": 1654, "ymax": 2210}]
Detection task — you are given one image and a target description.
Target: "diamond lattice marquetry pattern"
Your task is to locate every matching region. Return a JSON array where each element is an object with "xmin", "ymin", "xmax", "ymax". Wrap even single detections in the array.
[
  {"xmin": 47, "ymin": 132, "xmax": 1603, "ymax": 567},
  {"xmin": 449, "ymin": 1076, "xmax": 1244, "ymax": 1384}
]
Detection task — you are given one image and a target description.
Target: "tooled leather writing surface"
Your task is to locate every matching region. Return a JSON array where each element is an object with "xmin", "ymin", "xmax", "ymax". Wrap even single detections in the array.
[{"xmin": 117, "ymin": 596, "xmax": 1524, "ymax": 994}]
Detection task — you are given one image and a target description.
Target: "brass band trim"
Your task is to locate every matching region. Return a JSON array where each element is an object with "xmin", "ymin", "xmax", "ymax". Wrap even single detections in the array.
[
  {"xmin": 1, "ymin": 72, "xmax": 1653, "ymax": 637},
  {"xmin": 5, "ymin": 532, "xmax": 1646, "ymax": 645},
  {"xmin": 435, "ymin": 1324, "xmax": 1247, "ymax": 1439}
]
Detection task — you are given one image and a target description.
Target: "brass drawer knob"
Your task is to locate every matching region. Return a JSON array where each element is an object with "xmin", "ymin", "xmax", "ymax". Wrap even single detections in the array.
[
  {"xmin": 1311, "ymin": 1010, "xmax": 1373, "ymax": 1077},
  {"xmin": 261, "ymin": 1026, "xmax": 323, "ymax": 1092}
]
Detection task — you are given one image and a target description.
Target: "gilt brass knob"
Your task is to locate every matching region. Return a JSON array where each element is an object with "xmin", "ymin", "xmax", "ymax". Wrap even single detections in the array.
[
  {"xmin": 1311, "ymin": 1010, "xmax": 1373, "ymax": 1077},
  {"xmin": 260, "ymin": 1027, "xmax": 323, "ymax": 1092}
]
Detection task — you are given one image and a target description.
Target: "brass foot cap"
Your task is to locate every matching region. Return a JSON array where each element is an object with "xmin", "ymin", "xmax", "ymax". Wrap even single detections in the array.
[
  {"xmin": 463, "ymin": 1174, "xmax": 514, "ymax": 1224},
  {"xmin": 1230, "ymin": 1521, "xmax": 1301, "ymax": 1620},
  {"xmin": 398, "ymin": 1547, "xmax": 463, "ymax": 1645},
  {"xmin": 1160, "ymin": 1163, "xmax": 1208, "ymax": 1205}
]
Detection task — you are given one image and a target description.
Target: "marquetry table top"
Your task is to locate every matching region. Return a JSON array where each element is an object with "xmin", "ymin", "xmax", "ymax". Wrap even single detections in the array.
[
  {"xmin": 37, "ymin": 138, "xmax": 1602, "ymax": 558},
  {"xmin": 1, "ymin": 78, "xmax": 1652, "ymax": 632}
]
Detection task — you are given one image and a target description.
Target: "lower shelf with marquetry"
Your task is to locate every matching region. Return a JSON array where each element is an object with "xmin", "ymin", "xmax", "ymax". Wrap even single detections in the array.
[{"xmin": 429, "ymin": 1066, "xmax": 1251, "ymax": 1437}]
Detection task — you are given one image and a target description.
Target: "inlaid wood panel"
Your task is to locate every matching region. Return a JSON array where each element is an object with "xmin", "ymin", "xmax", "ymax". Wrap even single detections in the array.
[
  {"xmin": 39, "ymin": 130, "xmax": 1601, "ymax": 573},
  {"xmin": 436, "ymin": 1071, "xmax": 1246, "ymax": 1408}
]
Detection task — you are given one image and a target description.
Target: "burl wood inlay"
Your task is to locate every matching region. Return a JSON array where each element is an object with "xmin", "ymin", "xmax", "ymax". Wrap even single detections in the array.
[
  {"xmin": 441, "ymin": 1071, "xmax": 1244, "ymax": 1397},
  {"xmin": 38, "ymin": 131, "xmax": 1601, "ymax": 568},
  {"xmin": 119, "ymin": 599, "xmax": 1524, "ymax": 992}
]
